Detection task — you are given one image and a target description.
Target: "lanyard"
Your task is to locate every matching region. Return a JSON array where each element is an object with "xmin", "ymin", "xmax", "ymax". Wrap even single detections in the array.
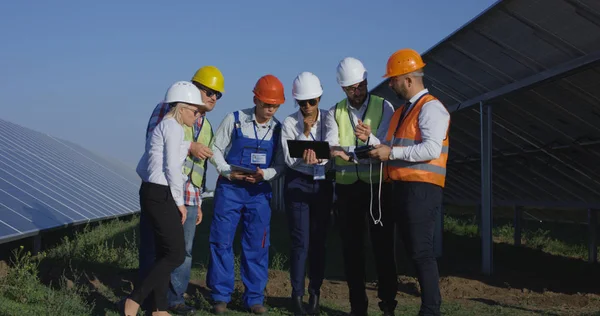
[
  {"xmin": 308, "ymin": 110, "xmax": 323, "ymax": 141},
  {"xmin": 253, "ymin": 121, "xmax": 272, "ymax": 150},
  {"xmin": 393, "ymin": 93, "xmax": 429, "ymax": 139},
  {"xmin": 193, "ymin": 116, "xmax": 204, "ymax": 141},
  {"xmin": 347, "ymin": 101, "xmax": 369, "ymax": 131},
  {"xmin": 348, "ymin": 101, "xmax": 369, "ymax": 146}
]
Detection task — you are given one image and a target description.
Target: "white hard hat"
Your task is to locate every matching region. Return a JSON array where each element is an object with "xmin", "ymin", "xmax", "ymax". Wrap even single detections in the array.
[
  {"xmin": 336, "ymin": 57, "xmax": 367, "ymax": 87},
  {"xmin": 164, "ymin": 81, "xmax": 205, "ymax": 106},
  {"xmin": 292, "ymin": 72, "xmax": 323, "ymax": 100}
]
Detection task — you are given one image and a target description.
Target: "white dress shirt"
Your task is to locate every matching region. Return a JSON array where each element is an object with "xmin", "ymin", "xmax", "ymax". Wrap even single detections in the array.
[
  {"xmin": 389, "ymin": 89, "xmax": 450, "ymax": 162},
  {"xmin": 281, "ymin": 109, "xmax": 331, "ymax": 176},
  {"xmin": 210, "ymin": 107, "xmax": 285, "ymax": 181},
  {"xmin": 325, "ymin": 94, "xmax": 395, "ymax": 163},
  {"xmin": 136, "ymin": 117, "xmax": 191, "ymax": 206}
]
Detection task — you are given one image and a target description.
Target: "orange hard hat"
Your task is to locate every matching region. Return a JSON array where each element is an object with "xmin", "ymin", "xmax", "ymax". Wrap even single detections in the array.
[
  {"xmin": 253, "ymin": 74, "xmax": 285, "ymax": 104},
  {"xmin": 383, "ymin": 48, "xmax": 426, "ymax": 78}
]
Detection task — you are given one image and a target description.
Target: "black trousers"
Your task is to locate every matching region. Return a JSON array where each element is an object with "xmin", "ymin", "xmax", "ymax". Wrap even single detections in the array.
[
  {"xmin": 336, "ymin": 181, "xmax": 397, "ymax": 314},
  {"xmin": 393, "ymin": 181, "xmax": 442, "ymax": 316},
  {"xmin": 284, "ymin": 168, "xmax": 334, "ymax": 297},
  {"xmin": 130, "ymin": 182, "xmax": 186, "ymax": 311}
]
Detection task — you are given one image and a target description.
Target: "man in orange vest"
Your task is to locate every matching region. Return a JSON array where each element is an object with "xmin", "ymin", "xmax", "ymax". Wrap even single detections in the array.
[{"xmin": 368, "ymin": 48, "xmax": 450, "ymax": 316}]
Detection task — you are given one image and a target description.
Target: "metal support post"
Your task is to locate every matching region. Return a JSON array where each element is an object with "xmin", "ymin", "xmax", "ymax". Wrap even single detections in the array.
[
  {"xmin": 480, "ymin": 101, "xmax": 493, "ymax": 275},
  {"xmin": 589, "ymin": 209, "xmax": 598, "ymax": 263},
  {"xmin": 514, "ymin": 206, "xmax": 522, "ymax": 246}
]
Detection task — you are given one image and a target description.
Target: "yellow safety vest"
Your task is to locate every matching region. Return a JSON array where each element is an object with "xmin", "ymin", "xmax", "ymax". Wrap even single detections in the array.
[
  {"xmin": 334, "ymin": 95, "xmax": 384, "ymax": 184},
  {"xmin": 182, "ymin": 117, "xmax": 213, "ymax": 188}
]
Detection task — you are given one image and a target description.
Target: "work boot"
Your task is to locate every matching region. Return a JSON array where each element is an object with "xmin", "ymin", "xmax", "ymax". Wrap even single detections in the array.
[
  {"xmin": 212, "ymin": 301, "xmax": 227, "ymax": 315},
  {"xmin": 168, "ymin": 303, "xmax": 197, "ymax": 315},
  {"xmin": 307, "ymin": 294, "xmax": 320, "ymax": 315},
  {"xmin": 249, "ymin": 304, "xmax": 267, "ymax": 314},
  {"xmin": 292, "ymin": 295, "xmax": 307, "ymax": 315}
]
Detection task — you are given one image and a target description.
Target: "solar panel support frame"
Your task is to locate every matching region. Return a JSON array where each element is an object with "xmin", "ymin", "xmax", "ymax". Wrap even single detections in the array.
[
  {"xmin": 448, "ymin": 49, "xmax": 600, "ymax": 113},
  {"xmin": 480, "ymin": 101, "xmax": 493, "ymax": 275}
]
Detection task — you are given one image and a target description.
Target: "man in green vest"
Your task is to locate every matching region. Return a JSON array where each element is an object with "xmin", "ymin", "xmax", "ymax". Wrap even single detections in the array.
[
  {"xmin": 325, "ymin": 57, "xmax": 398, "ymax": 316},
  {"xmin": 139, "ymin": 66, "xmax": 225, "ymax": 315}
]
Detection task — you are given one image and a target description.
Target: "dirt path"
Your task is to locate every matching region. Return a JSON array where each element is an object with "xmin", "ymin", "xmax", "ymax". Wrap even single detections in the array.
[{"xmin": 186, "ymin": 270, "xmax": 600, "ymax": 315}]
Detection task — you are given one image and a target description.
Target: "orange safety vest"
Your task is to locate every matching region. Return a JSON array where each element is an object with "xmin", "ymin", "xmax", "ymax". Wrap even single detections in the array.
[{"xmin": 384, "ymin": 93, "xmax": 450, "ymax": 187}]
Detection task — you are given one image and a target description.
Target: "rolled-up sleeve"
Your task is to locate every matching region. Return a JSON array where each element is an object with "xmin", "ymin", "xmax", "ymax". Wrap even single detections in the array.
[{"xmin": 210, "ymin": 113, "xmax": 234, "ymax": 179}]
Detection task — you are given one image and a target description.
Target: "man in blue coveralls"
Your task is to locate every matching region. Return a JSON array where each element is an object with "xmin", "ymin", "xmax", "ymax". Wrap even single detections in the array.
[{"xmin": 207, "ymin": 74, "xmax": 286, "ymax": 315}]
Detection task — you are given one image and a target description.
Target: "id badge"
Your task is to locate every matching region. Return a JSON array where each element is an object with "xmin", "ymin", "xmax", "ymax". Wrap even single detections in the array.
[
  {"xmin": 251, "ymin": 153, "xmax": 267, "ymax": 165},
  {"xmin": 313, "ymin": 165, "xmax": 326, "ymax": 180}
]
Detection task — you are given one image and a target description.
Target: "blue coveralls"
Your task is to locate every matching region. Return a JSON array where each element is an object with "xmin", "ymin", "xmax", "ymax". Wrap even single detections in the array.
[{"xmin": 207, "ymin": 110, "xmax": 280, "ymax": 308}]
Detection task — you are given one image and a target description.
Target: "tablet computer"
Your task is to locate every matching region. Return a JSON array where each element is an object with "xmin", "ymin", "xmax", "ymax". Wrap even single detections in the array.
[
  {"xmin": 354, "ymin": 145, "xmax": 375, "ymax": 159},
  {"xmin": 230, "ymin": 164, "xmax": 257, "ymax": 174},
  {"xmin": 287, "ymin": 140, "xmax": 331, "ymax": 159}
]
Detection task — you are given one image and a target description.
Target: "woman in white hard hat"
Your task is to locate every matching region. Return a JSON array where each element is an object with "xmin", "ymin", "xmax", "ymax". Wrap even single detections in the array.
[
  {"xmin": 280, "ymin": 72, "xmax": 334, "ymax": 316},
  {"xmin": 120, "ymin": 81, "xmax": 204, "ymax": 316}
]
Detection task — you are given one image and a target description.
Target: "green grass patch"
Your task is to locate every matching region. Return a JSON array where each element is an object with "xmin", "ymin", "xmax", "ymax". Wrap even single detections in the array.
[{"xmin": 0, "ymin": 202, "xmax": 598, "ymax": 315}]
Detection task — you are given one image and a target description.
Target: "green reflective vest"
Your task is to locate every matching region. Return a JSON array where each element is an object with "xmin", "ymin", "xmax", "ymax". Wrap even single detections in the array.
[
  {"xmin": 182, "ymin": 117, "xmax": 213, "ymax": 188},
  {"xmin": 334, "ymin": 95, "xmax": 384, "ymax": 184}
]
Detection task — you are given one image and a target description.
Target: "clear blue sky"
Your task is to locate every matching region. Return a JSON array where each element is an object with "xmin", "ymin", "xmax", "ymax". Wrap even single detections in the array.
[{"xmin": 0, "ymin": 0, "xmax": 497, "ymax": 190}]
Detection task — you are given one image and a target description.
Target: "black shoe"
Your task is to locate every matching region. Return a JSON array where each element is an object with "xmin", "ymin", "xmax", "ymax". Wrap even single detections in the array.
[
  {"xmin": 307, "ymin": 294, "xmax": 320, "ymax": 315},
  {"xmin": 169, "ymin": 303, "xmax": 197, "ymax": 315},
  {"xmin": 379, "ymin": 300, "xmax": 397, "ymax": 316},
  {"xmin": 292, "ymin": 295, "xmax": 307, "ymax": 315}
]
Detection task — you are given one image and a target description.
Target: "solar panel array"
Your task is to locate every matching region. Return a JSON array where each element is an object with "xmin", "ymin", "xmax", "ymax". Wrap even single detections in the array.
[
  {"xmin": 0, "ymin": 118, "xmax": 140, "ymax": 243},
  {"xmin": 371, "ymin": 0, "xmax": 600, "ymax": 209}
]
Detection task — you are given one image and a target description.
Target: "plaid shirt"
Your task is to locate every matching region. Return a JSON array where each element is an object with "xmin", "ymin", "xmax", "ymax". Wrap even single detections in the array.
[{"xmin": 146, "ymin": 102, "xmax": 207, "ymax": 206}]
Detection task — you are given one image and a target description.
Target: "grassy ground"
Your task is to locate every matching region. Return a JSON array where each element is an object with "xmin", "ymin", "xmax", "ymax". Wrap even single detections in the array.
[{"xmin": 0, "ymin": 200, "xmax": 599, "ymax": 315}]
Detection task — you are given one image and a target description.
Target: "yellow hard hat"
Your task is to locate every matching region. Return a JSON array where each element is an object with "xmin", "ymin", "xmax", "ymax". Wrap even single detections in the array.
[{"xmin": 192, "ymin": 66, "xmax": 225, "ymax": 93}]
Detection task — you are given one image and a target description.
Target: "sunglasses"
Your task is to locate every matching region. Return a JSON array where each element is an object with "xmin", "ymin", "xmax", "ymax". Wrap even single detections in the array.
[
  {"xmin": 297, "ymin": 99, "xmax": 318, "ymax": 107},
  {"xmin": 197, "ymin": 84, "xmax": 222, "ymax": 100}
]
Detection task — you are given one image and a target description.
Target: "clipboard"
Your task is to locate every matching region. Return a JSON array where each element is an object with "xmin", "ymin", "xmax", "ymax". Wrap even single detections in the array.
[{"xmin": 287, "ymin": 140, "xmax": 331, "ymax": 159}]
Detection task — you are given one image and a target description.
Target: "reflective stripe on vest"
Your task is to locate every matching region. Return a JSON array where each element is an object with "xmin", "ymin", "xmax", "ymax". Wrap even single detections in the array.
[
  {"xmin": 391, "ymin": 137, "xmax": 449, "ymax": 153},
  {"xmin": 182, "ymin": 117, "xmax": 213, "ymax": 187},
  {"xmin": 334, "ymin": 95, "xmax": 384, "ymax": 185},
  {"xmin": 384, "ymin": 94, "xmax": 450, "ymax": 187}
]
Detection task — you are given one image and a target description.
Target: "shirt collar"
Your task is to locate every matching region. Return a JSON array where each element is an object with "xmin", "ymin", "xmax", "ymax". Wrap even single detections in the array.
[{"xmin": 408, "ymin": 89, "xmax": 429, "ymax": 105}]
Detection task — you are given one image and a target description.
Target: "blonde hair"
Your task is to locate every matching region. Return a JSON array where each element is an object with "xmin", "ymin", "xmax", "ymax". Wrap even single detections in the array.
[{"xmin": 164, "ymin": 102, "xmax": 185, "ymax": 125}]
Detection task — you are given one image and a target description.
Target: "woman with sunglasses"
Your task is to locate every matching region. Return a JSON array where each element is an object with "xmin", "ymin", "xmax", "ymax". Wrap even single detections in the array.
[
  {"xmin": 121, "ymin": 81, "xmax": 204, "ymax": 316},
  {"xmin": 280, "ymin": 72, "xmax": 333, "ymax": 316}
]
